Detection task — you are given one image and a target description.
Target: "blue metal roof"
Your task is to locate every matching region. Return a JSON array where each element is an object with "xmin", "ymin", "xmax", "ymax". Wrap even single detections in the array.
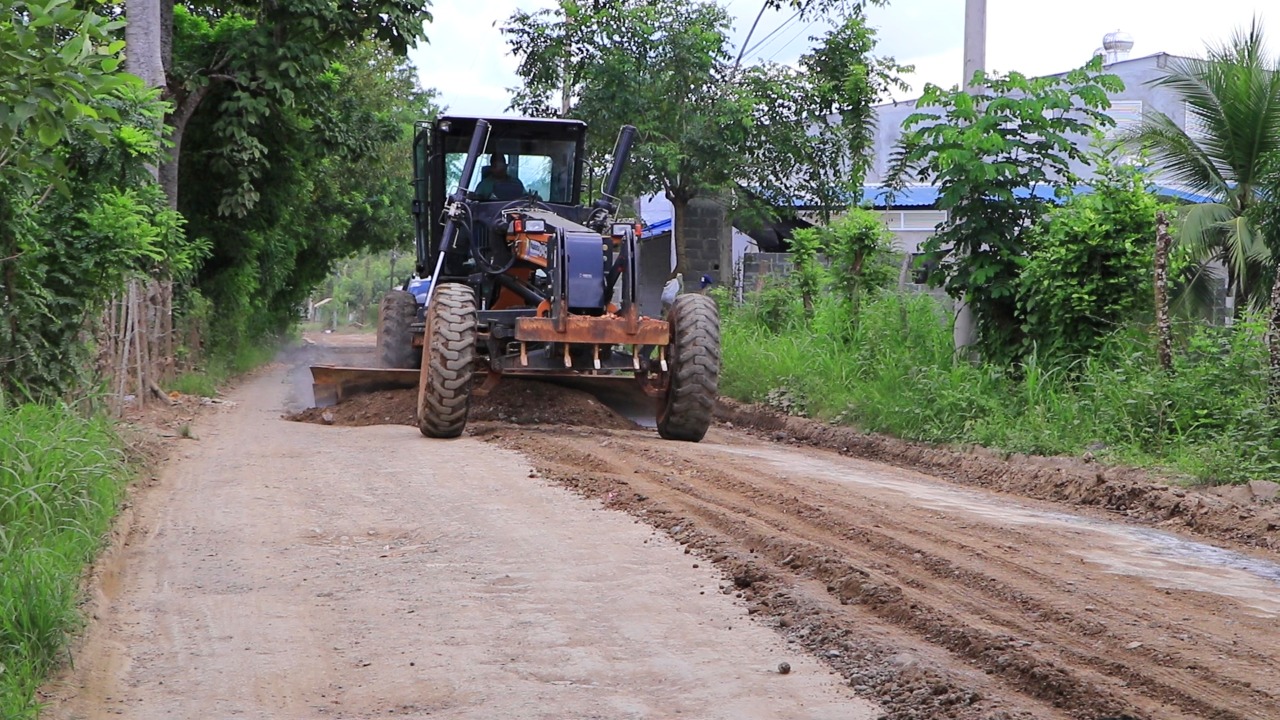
[
  {"xmin": 641, "ymin": 217, "xmax": 672, "ymax": 238},
  {"xmin": 1152, "ymin": 185, "xmax": 1217, "ymax": 204},
  {"xmin": 862, "ymin": 183, "xmax": 1216, "ymax": 209},
  {"xmin": 863, "ymin": 185, "xmax": 937, "ymax": 208}
]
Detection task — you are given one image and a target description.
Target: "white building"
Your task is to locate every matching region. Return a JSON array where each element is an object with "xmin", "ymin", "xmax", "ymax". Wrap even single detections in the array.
[{"xmin": 861, "ymin": 36, "xmax": 1208, "ymax": 257}]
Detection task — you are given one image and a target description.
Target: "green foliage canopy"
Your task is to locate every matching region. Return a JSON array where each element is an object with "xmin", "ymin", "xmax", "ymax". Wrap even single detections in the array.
[
  {"xmin": 180, "ymin": 38, "xmax": 439, "ymax": 350},
  {"xmin": 1, "ymin": 1, "xmax": 189, "ymax": 397},
  {"xmin": 1019, "ymin": 158, "xmax": 1172, "ymax": 360},
  {"xmin": 741, "ymin": 15, "xmax": 909, "ymax": 220},
  {"xmin": 887, "ymin": 59, "xmax": 1124, "ymax": 365},
  {"xmin": 504, "ymin": 1, "xmax": 906, "ymax": 270}
]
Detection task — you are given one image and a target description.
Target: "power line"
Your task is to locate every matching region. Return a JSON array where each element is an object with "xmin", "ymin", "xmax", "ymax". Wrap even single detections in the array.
[
  {"xmin": 741, "ymin": 9, "xmax": 802, "ymax": 62},
  {"xmin": 733, "ymin": 1, "xmax": 769, "ymax": 69},
  {"xmin": 764, "ymin": 18, "xmax": 819, "ymax": 63}
]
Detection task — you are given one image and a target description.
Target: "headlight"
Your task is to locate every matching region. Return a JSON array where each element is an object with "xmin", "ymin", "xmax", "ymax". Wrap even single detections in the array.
[
  {"xmin": 611, "ymin": 223, "xmax": 632, "ymax": 237},
  {"xmin": 525, "ymin": 219, "xmax": 546, "ymax": 233}
]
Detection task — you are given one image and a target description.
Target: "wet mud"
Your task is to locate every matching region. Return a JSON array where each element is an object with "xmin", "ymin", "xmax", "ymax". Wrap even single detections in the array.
[{"xmin": 483, "ymin": 423, "xmax": 1280, "ymax": 720}]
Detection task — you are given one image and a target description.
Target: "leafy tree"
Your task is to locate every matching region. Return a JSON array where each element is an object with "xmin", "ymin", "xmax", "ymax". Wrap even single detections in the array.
[
  {"xmin": 825, "ymin": 207, "xmax": 895, "ymax": 321},
  {"xmin": 181, "ymin": 41, "xmax": 438, "ymax": 350},
  {"xmin": 507, "ymin": 0, "xmax": 750, "ymax": 272},
  {"xmin": 1019, "ymin": 157, "xmax": 1171, "ymax": 361},
  {"xmin": 1126, "ymin": 18, "xmax": 1280, "ymax": 313},
  {"xmin": 742, "ymin": 14, "xmax": 909, "ymax": 222},
  {"xmin": 157, "ymin": 1, "xmax": 432, "ymax": 212},
  {"xmin": 505, "ymin": 0, "xmax": 905, "ymax": 272},
  {"xmin": 886, "ymin": 59, "xmax": 1123, "ymax": 365},
  {"xmin": 762, "ymin": 0, "xmax": 884, "ymax": 12},
  {"xmin": 786, "ymin": 207, "xmax": 894, "ymax": 328},
  {"xmin": 0, "ymin": 0, "xmax": 182, "ymax": 397},
  {"xmin": 788, "ymin": 226, "xmax": 825, "ymax": 318}
]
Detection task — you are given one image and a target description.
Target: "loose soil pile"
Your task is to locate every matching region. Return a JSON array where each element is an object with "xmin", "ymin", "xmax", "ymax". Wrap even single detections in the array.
[{"xmin": 288, "ymin": 379, "xmax": 639, "ymax": 431}]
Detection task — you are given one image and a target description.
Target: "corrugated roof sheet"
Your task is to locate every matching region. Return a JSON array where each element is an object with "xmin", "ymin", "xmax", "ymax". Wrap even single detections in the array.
[
  {"xmin": 641, "ymin": 217, "xmax": 672, "ymax": 238},
  {"xmin": 861, "ymin": 184, "xmax": 1216, "ymax": 209}
]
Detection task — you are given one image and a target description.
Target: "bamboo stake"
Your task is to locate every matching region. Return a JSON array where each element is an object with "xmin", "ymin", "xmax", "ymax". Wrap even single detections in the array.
[
  {"xmin": 116, "ymin": 285, "xmax": 134, "ymax": 410},
  {"xmin": 1154, "ymin": 211, "xmax": 1173, "ymax": 373},
  {"xmin": 133, "ymin": 281, "xmax": 146, "ymax": 405},
  {"xmin": 1267, "ymin": 257, "xmax": 1280, "ymax": 407}
]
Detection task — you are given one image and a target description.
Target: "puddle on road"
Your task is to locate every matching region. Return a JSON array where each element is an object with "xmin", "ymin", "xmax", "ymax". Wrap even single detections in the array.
[{"xmin": 707, "ymin": 444, "xmax": 1280, "ymax": 617}]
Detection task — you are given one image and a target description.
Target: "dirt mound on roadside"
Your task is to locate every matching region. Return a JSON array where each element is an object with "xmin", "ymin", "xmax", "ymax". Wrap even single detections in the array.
[
  {"xmin": 289, "ymin": 389, "xmax": 417, "ymax": 427},
  {"xmin": 288, "ymin": 379, "xmax": 639, "ymax": 431},
  {"xmin": 715, "ymin": 398, "xmax": 1280, "ymax": 553}
]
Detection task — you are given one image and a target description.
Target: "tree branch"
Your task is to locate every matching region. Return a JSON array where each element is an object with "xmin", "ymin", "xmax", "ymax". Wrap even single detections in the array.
[{"xmin": 174, "ymin": 82, "xmax": 216, "ymax": 129}]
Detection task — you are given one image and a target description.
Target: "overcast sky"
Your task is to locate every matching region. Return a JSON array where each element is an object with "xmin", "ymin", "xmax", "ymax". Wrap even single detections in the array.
[{"xmin": 408, "ymin": 0, "xmax": 1270, "ymax": 116}]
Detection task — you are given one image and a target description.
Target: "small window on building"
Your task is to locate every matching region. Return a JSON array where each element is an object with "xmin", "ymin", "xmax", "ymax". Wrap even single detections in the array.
[
  {"xmin": 902, "ymin": 211, "xmax": 947, "ymax": 230},
  {"xmin": 880, "ymin": 211, "xmax": 904, "ymax": 230},
  {"xmin": 1185, "ymin": 101, "xmax": 1211, "ymax": 142},
  {"xmin": 1106, "ymin": 100, "xmax": 1143, "ymax": 138}
]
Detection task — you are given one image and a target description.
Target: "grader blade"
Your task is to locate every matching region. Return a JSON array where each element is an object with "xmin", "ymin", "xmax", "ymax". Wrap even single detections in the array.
[{"xmin": 309, "ymin": 366, "xmax": 419, "ymax": 407}]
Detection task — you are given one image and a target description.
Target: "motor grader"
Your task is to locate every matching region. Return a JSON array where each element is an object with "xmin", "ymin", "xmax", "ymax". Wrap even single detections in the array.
[{"xmin": 310, "ymin": 116, "xmax": 720, "ymax": 441}]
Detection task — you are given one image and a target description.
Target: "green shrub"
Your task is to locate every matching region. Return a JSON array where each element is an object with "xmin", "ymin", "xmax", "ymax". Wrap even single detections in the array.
[
  {"xmin": 723, "ymin": 289, "xmax": 1280, "ymax": 484},
  {"xmin": 1020, "ymin": 158, "xmax": 1171, "ymax": 360}
]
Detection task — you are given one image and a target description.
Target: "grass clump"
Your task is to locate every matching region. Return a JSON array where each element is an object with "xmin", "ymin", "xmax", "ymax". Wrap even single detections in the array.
[
  {"xmin": 721, "ymin": 286, "xmax": 1280, "ymax": 485},
  {"xmin": 167, "ymin": 341, "xmax": 280, "ymax": 397},
  {"xmin": 0, "ymin": 403, "xmax": 132, "ymax": 719}
]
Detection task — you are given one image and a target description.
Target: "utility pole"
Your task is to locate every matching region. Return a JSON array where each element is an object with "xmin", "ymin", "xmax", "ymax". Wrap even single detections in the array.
[
  {"xmin": 953, "ymin": 0, "xmax": 986, "ymax": 354},
  {"xmin": 560, "ymin": 7, "xmax": 572, "ymax": 116}
]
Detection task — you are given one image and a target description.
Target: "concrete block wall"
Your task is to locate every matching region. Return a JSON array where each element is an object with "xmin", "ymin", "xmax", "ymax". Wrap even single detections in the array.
[
  {"xmin": 741, "ymin": 253, "xmax": 795, "ymax": 294},
  {"xmin": 680, "ymin": 196, "xmax": 732, "ymax": 287}
]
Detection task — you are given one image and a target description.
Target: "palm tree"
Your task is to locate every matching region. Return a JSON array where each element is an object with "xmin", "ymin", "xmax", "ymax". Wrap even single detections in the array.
[{"xmin": 1127, "ymin": 18, "xmax": 1280, "ymax": 312}]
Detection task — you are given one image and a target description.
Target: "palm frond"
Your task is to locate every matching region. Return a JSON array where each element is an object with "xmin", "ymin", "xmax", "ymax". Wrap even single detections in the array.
[
  {"xmin": 1178, "ymin": 202, "xmax": 1236, "ymax": 258},
  {"xmin": 1123, "ymin": 111, "xmax": 1227, "ymax": 197},
  {"xmin": 1170, "ymin": 261, "xmax": 1222, "ymax": 320},
  {"xmin": 1145, "ymin": 21, "xmax": 1280, "ymax": 207}
]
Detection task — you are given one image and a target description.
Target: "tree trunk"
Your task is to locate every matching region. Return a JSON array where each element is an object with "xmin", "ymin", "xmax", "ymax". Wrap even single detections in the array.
[
  {"xmin": 125, "ymin": 0, "xmax": 175, "ymax": 398},
  {"xmin": 849, "ymin": 249, "xmax": 866, "ymax": 332},
  {"xmin": 159, "ymin": 112, "xmax": 187, "ymax": 210},
  {"xmin": 669, "ymin": 191, "xmax": 690, "ymax": 274},
  {"xmin": 1154, "ymin": 211, "xmax": 1173, "ymax": 373},
  {"xmin": 160, "ymin": 0, "xmax": 174, "ymax": 74},
  {"xmin": 1267, "ymin": 257, "xmax": 1280, "ymax": 408},
  {"xmin": 126, "ymin": 0, "xmax": 165, "ymax": 100}
]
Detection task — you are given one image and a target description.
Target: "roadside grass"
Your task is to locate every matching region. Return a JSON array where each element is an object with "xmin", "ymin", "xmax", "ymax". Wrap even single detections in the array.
[
  {"xmin": 0, "ymin": 403, "xmax": 132, "ymax": 719},
  {"xmin": 720, "ymin": 288, "xmax": 1280, "ymax": 485},
  {"xmin": 169, "ymin": 341, "xmax": 281, "ymax": 398}
]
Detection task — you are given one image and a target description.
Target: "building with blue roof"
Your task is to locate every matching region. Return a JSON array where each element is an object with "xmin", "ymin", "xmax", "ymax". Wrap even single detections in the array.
[{"xmin": 855, "ymin": 47, "xmax": 1207, "ymax": 257}]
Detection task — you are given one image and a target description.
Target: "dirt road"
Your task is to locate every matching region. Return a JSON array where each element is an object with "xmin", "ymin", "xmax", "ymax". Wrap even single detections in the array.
[
  {"xmin": 41, "ymin": 336, "xmax": 877, "ymax": 720},
  {"xmin": 46, "ymin": 334, "xmax": 1280, "ymax": 719}
]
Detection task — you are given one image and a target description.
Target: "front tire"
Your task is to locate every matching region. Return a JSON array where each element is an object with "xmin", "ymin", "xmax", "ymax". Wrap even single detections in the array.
[
  {"xmin": 417, "ymin": 284, "xmax": 477, "ymax": 438},
  {"xmin": 377, "ymin": 290, "xmax": 419, "ymax": 369},
  {"xmin": 657, "ymin": 294, "xmax": 720, "ymax": 442}
]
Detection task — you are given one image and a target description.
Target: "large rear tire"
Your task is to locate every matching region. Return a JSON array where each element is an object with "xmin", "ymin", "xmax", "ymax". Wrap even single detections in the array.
[
  {"xmin": 377, "ymin": 290, "xmax": 419, "ymax": 369},
  {"xmin": 417, "ymin": 283, "xmax": 477, "ymax": 438},
  {"xmin": 657, "ymin": 294, "xmax": 720, "ymax": 442}
]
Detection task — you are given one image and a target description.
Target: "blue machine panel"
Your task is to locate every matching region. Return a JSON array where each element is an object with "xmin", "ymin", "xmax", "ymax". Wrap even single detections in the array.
[{"xmin": 563, "ymin": 231, "xmax": 606, "ymax": 309}]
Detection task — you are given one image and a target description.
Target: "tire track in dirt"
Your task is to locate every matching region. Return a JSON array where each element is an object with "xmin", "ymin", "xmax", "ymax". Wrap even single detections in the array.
[
  {"xmin": 634, "ymin": 445, "xmax": 1271, "ymax": 720},
  {"xmin": 481, "ymin": 424, "xmax": 1280, "ymax": 720}
]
